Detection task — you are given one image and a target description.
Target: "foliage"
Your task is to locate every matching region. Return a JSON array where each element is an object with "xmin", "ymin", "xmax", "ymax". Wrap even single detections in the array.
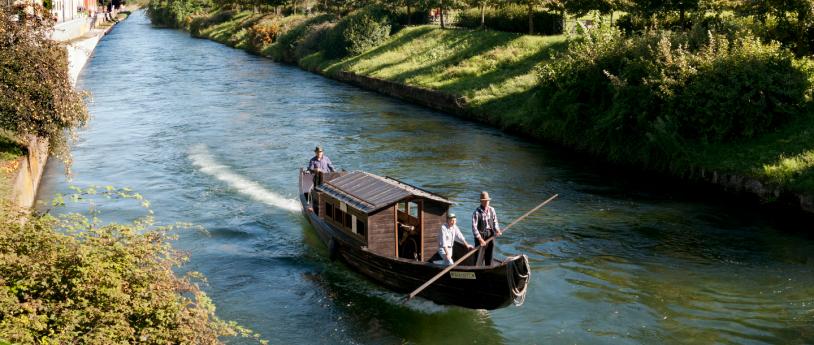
[
  {"xmin": 274, "ymin": 14, "xmax": 335, "ymax": 62},
  {"xmin": 0, "ymin": 5, "xmax": 89, "ymax": 174},
  {"xmin": 533, "ymin": 26, "xmax": 811, "ymax": 170},
  {"xmin": 322, "ymin": 6, "xmax": 393, "ymax": 58},
  {"xmin": 0, "ymin": 187, "xmax": 266, "ymax": 344},
  {"xmin": 457, "ymin": 4, "xmax": 564, "ymax": 35},
  {"xmin": 147, "ymin": 0, "xmax": 213, "ymax": 29}
]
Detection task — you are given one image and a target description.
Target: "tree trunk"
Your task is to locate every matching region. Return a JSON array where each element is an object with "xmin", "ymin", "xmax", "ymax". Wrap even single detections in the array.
[
  {"xmin": 528, "ymin": 2, "xmax": 534, "ymax": 34},
  {"xmin": 610, "ymin": 10, "xmax": 614, "ymax": 26},
  {"xmin": 561, "ymin": 9, "xmax": 565, "ymax": 34},
  {"xmin": 679, "ymin": 4, "xmax": 685, "ymax": 29},
  {"xmin": 407, "ymin": 4, "xmax": 412, "ymax": 25},
  {"xmin": 480, "ymin": 2, "xmax": 486, "ymax": 28},
  {"xmin": 440, "ymin": 5, "xmax": 445, "ymax": 29}
]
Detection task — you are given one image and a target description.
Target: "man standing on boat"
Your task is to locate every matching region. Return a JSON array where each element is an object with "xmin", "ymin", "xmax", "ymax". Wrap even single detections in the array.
[
  {"xmin": 307, "ymin": 146, "xmax": 335, "ymax": 175},
  {"xmin": 472, "ymin": 191, "xmax": 501, "ymax": 266},
  {"xmin": 438, "ymin": 213, "xmax": 473, "ymax": 265}
]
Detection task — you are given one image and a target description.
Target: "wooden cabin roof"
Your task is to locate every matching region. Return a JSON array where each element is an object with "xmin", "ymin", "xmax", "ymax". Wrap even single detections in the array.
[{"xmin": 316, "ymin": 171, "xmax": 453, "ymax": 214}]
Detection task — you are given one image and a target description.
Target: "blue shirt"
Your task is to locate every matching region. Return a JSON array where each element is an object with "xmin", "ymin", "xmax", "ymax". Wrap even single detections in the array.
[{"xmin": 308, "ymin": 156, "xmax": 335, "ymax": 173}]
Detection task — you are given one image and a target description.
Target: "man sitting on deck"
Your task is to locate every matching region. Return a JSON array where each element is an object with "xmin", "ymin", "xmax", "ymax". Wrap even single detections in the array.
[{"xmin": 438, "ymin": 213, "xmax": 473, "ymax": 265}]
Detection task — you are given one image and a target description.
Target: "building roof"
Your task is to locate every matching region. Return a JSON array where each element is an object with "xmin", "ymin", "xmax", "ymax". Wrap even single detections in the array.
[{"xmin": 316, "ymin": 171, "xmax": 453, "ymax": 214}]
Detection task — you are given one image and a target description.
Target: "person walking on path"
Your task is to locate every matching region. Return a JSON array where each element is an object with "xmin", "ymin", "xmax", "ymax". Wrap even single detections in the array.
[{"xmin": 472, "ymin": 191, "xmax": 501, "ymax": 266}]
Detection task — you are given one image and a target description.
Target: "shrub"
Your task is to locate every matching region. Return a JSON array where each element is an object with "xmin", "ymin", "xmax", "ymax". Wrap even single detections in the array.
[
  {"xmin": 388, "ymin": 7, "xmax": 431, "ymax": 27},
  {"xmin": 189, "ymin": 10, "xmax": 235, "ymax": 37},
  {"xmin": 0, "ymin": 5, "xmax": 89, "ymax": 172},
  {"xmin": 0, "ymin": 188, "xmax": 266, "ymax": 344},
  {"xmin": 296, "ymin": 21, "xmax": 336, "ymax": 59},
  {"xmin": 247, "ymin": 19, "xmax": 283, "ymax": 50},
  {"xmin": 322, "ymin": 6, "xmax": 392, "ymax": 59},
  {"xmin": 533, "ymin": 27, "xmax": 812, "ymax": 170},
  {"xmin": 457, "ymin": 5, "xmax": 563, "ymax": 35},
  {"xmin": 275, "ymin": 14, "xmax": 335, "ymax": 62},
  {"xmin": 148, "ymin": 0, "xmax": 212, "ymax": 29}
]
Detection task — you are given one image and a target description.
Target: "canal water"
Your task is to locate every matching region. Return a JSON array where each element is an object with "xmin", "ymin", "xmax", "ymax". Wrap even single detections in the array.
[{"xmin": 38, "ymin": 10, "xmax": 814, "ymax": 344}]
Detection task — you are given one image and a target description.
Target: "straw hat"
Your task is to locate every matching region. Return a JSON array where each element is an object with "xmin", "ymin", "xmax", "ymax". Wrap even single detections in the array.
[
  {"xmin": 480, "ymin": 191, "xmax": 491, "ymax": 201},
  {"xmin": 314, "ymin": 146, "xmax": 323, "ymax": 153}
]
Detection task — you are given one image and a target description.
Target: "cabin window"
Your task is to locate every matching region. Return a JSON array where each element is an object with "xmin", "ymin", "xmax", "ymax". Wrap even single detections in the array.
[
  {"xmin": 356, "ymin": 218, "xmax": 366, "ymax": 237},
  {"xmin": 334, "ymin": 209, "xmax": 345, "ymax": 224},
  {"xmin": 398, "ymin": 202, "xmax": 406, "ymax": 213},
  {"xmin": 325, "ymin": 203, "xmax": 333, "ymax": 219},
  {"xmin": 408, "ymin": 201, "xmax": 419, "ymax": 218},
  {"xmin": 344, "ymin": 212, "xmax": 352, "ymax": 228}
]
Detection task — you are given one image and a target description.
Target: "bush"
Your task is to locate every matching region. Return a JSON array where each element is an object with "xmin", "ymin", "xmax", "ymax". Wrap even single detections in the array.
[
  {"xmin": 457, "ymin": 5, "xmax": 563, "ymax": 35},
  {"xmin": 533, "ymin": 27, "xmax": 812, "ymax": 169},
  {"xmin": 388, "ymin": 7, "xmax": 431, "ymax": 27},
  {"xmin": 147, "ymin": 0, "xmax": 212, "ymax": 29},
  {"xmin": 0, "ymin": 5, "xmax": 89, "ymax": 172},
  {"xmin": 0, "ymin": 189, "xmax": 265, "ymax": 344},
  {"xmin": 296, "ymin": 21, "xmax": 336, "ymax": 59},
  {"xmin": 275, "ymin": 14, "xmax": 335, "ymax": 62},
  {"xmin": 246, "ymin": 18, "xmax": 283, "ymax": 50},
  {"xmin": 189, "ymin": 10, "xmax": 234, "ymax": 37},
  {"xmin": 322, "ymin": 6, "xmax": 393, "ymax": 59}
]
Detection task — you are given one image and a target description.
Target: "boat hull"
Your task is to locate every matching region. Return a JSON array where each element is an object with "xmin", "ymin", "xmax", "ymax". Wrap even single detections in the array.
[{"xmin": 299, "ymin": 170, "xmax": 530, "ymax": 310}]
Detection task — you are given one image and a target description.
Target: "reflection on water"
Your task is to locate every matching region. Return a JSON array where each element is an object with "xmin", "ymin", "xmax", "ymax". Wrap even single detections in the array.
[{"xmin": 37, "ymin": 10, "xmax": 814, "ymax": 344}]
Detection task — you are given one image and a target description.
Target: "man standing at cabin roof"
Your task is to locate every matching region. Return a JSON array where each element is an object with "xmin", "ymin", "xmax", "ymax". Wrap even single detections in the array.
[
  {"xmin": 438, "ymin": 213, "xmax": 473, "ymax": 265},
  {"xmin": 308, "ymin": 146, "xmax": 335, "ymax": 174},
  {"xmin": 472, "ymin": 191, "xmax": 502, "ymax": 266}
]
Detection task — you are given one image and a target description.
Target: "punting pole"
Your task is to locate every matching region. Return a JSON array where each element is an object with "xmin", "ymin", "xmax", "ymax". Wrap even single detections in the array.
[{"xmin": 404, "ymin": 193, "xmax": 559, "ymax": 302}]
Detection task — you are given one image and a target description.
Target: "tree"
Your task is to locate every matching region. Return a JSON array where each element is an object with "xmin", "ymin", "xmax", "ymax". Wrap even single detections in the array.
[
  {"xmin": 423, "ymin": 0, "xmax": 465, "ymax": 28},
  {"xmin": 466, "ymin": 0, "xmax": 489, "ymax": 27},
  {"xmin": 0, "ymin": 5, "xmax": 89, "ymax": 172},
  {"xmin": 506, "ymin": 0, "xmax": 563, "ymax": 34}
]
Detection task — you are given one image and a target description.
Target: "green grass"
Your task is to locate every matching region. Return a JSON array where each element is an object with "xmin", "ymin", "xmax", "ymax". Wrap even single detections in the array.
[
  {"xmin": 689, "ymin": 112, "xmax": 814, "ymax": 192},
  {"xmin": 179, "ymin": 9, "xmax": 814, "ymax": 198},
  {"xmin": 309, "ymin": 26, "xmax": 568, "ymax": 107}
]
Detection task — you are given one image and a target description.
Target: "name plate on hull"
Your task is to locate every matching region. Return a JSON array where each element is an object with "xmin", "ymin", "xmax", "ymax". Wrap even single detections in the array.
[{"xmin": 449, "ymin": 271, "xmax": 476, "ymax": 280}]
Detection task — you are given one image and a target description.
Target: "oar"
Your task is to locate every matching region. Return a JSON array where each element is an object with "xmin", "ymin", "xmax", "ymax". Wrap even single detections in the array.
[{"xmin": 404, "ymin": 193, "xmax": 559, "ymax": 302}]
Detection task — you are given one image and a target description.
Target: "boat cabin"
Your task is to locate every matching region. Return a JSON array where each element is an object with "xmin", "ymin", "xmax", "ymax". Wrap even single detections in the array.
[{"xmin": 314, "ymin": 171, "xmax": 453, "ymax": 261}]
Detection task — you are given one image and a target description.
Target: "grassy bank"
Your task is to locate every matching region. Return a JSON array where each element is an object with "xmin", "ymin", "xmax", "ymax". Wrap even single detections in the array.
[{"xmin": 157, "ymin": 6, "xmax": 814, "ymax": 207}]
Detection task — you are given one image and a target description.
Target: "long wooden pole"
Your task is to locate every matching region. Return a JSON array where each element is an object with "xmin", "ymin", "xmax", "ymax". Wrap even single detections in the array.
[{"xmin": 405, "ymin": 194, "xmax": 559, "ymax": 301}]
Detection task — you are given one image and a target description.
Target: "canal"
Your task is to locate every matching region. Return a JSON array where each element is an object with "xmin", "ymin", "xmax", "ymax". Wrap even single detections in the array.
[{"xmin": 38, "ymin": 10, "xmax": 814, "ymax": 344}]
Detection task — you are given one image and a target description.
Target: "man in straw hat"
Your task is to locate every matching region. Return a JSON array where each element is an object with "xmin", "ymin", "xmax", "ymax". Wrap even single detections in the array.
[
  {"xmin": 437, "ymin": 213, "xmax": 473, "ymax": 265},
  {"xmin": 307, "ymin": 146, "xmax": 335, "ymax": 174},
  {"xmin": 472, "ymin": 191, "xmax": 502, "ymax": 266}
]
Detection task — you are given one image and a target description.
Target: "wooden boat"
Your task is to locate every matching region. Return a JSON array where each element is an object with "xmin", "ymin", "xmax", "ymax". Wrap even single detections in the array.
[{"xmin": 298, "ymin": 169, "xmax": 530, "ymax": 310}]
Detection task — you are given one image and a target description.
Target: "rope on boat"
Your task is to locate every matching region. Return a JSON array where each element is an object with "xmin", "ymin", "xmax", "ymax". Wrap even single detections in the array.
[{"xmin": 507, "ymin": 254, "xmax": 531, "ymax": 306}]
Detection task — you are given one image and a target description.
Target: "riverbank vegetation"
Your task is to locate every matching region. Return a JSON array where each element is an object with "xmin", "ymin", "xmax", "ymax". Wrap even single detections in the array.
[
  {"xmin": 147, "ymin": 0, "xmax": 814, "ymax": 203},
  {"xmin": 0, "ymin": 188, "xmax": 265, "ymax": 344},
  {"xmin": 1, "ymin": 5, "xmax": 264, "ymax": 343},
  {"xmin": 0, "ymin": 5, "xmax": 89, "ymax": 173}
]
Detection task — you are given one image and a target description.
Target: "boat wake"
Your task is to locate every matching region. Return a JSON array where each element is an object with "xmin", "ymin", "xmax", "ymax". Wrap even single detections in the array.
[{"xmin": 188, "ymin": 144, "xmax": 300, "ymax": 212}]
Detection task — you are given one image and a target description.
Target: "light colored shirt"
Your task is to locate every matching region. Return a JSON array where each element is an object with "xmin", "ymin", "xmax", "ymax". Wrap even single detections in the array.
[
  {"xmin": 472, "ymin": 206, "xmax": 500, "ymax": 241},
  {"xmin": 438, "ymin": 223, "xmax": 469, "ymax": 259}
]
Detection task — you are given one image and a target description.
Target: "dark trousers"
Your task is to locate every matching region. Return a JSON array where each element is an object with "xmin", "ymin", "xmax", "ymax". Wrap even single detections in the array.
[{"xmin": 475, "ymin": 230, "xmax": 495, "ymax": 266}]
